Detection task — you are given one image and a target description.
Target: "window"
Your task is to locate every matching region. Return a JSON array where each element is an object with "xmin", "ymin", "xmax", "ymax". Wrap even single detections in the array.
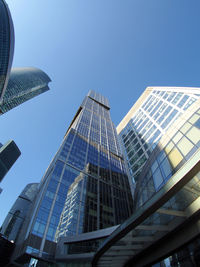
[
  {"xmin": 164, "ymin": 142, "xmax": 174, "ymax": 154},
  {"xmin": 173, "ymin": 132, "xmax": 183, "ymax": 144},
  {"xmin": 194, "ymin": 118, "xmax": 200, "ymax": 129},
  {"xmin": 160, "ymin": 158, "xmax": 172, "ymax": 180},
  {"xmin": 177, "ymin": 137, "xmax": 194, "ymax": 156},
  {"xmin": 177, "ymin": 95, "xmax": 189, "ymax": 108},
  {"xmin": 180, "ymin": 122, "xmax": 191, "ymax": 134},
  {"xmin": 189, "ymin": 114, "xmax": 199, "ymax": 124},
  {"xmin": 153, "ymin": 168, "xmax": 163, "ymax": 190},
  {"xmin": 168, "ymin": 148, "xmax": 183, "ymax": 168},
  {"xmin": 186, "ymin": 127, "xmax": 200, "ymax": 144}
]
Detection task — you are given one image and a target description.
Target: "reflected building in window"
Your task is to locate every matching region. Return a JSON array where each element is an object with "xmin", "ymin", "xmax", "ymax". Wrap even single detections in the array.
[
  {"xmin": 0, "ymin": 67, "xmax": 51, "ymax": 114},
  {"xmin": 117, "ymin": 87, "xmax": 200, "ymax": 185},
  {"xmin": 13, "ymin": 91, "xmax": 133, "ymax": 263}
]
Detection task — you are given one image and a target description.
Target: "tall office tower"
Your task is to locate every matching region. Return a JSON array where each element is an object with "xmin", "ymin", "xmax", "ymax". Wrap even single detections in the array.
[
  {"xmin": 117, "ymin": 87, "xmax": 200, "ymax": 184},
  {"xmin": 0, "ymin": 67, "xmax": 51, "ymax": 114},
  {"xmin": 0, "ymin": 183, "xmax": 38, "ymax": 242},
  {"xmin": 14, "ymin": 91, "xmax": 133, "ymax": 262},
  {"xmin": 0, "ymin": 0, "xmax": 14, "ymax": 102}
]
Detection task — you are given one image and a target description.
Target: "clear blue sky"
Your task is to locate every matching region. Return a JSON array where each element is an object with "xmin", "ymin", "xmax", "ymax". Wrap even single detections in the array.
[{"xmin": 0, "ymin": 0, "xmax": 200, "ymax": 225}]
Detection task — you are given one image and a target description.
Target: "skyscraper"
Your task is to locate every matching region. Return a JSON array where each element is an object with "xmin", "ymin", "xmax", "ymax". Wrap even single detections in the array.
[
  {"xmin": 117, "ymin": 87, "xmax": 200, "ymax": 184},
  {"xmin": 13, "ymin": 91, "xmax": 133, "ymax": 263},
  {"xmin": 0, "ymin": 0, "xmax": 14, "ymax": 102},
  {"xmin": 0, "ymin": 140, "xmax": 21, "ymax": 193},
  {"xmin": 0, "ymin": 67, "xmax": 51, "ymax": 114}
]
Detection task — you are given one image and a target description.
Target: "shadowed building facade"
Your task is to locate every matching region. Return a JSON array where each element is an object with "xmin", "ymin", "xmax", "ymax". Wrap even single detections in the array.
[
  {"xmin": 0, "ymin": 67, "xmax": 51, "ymax": 114},
  {"xmin": 0, "ymin": 0, "xmax": 14, "ymax": 102},
  {"xmin": 12, "ymin": 91, "xmax": 133, "ymax": 264}
]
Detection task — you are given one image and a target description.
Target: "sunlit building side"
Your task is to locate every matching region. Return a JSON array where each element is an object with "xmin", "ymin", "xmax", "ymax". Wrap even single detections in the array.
[{"xmin": 117, "ymin": 87, "xmax": 200, "ymax": 186}]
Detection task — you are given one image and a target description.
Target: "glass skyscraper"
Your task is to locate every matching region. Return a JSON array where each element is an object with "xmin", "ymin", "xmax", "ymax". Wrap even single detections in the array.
[
  {"xmin": 0, "ymin": 0, "xmax": 14, "ymax": 101},
  {"xmin": 117, "ymin": 87, "xmax": 200, "ymax": 184},
  {"xmin": 14, "ymin": 91, "xmax": 133, "ymax": 261},
  {"xmin": 0, "ymin": 67, "xmax": 51, "ymax": 114}
]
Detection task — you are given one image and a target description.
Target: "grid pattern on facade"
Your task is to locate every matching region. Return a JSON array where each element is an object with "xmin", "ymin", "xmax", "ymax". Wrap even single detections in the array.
[
  {"xmin": 135, "ymin": 102, "xmax": 200, "ymax": 208},
  {"xmin": 0, "ymin": 67, "xmax": 51, "ymax": 114},
  {"xmin": 26, "ymin": 91, "xmax": 133, "ymax": 256},
  {"xmin": 118, "ymin": 87, "xmax": 200, "ymax": 183}
]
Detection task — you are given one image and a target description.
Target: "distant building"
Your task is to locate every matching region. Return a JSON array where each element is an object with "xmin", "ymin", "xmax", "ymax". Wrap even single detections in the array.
[
  {"xmin": 0, "ymin": 183, "xmax": 38, "ymax": 242},
  {"xmin": 0, "ymin": 140, "xmax": 21, "ymax": 186},
  {"xmin": 0, "ymin": 0, "xmax": 14, "ymax": 102},
  {"xmin": 117, "ymin": 87, "xmax": 200, "ymax": 185},
  {"xmin": 0, "ymin": 67, "xmax": 51, "ymax": 114},
  {"xmin": 0, "ymin": 1, "xmax": 51, "ymax": 114}
]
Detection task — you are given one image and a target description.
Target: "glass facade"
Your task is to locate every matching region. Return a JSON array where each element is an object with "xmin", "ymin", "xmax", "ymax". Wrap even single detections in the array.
[
  {"xmin": 0, "ymin": 0, "xmax": 14, "ymax": 101},
  {"xmin": 0, "ymin": 67, "xmax": 51, "ymax": 114},
  {"xmin": 24, "ymin": 91, "xmax": 133, "ymax": 257},
  {"xmin": 117, "ymin": 87, "xmax": 200, "ymax": 183},
  {"xmin": 0, "ymin": 183, "xmax": 38, "ymax": 242},
  {"xmin": 93, "ymin": 99, "xmax": 200, "ymax": 267},
  {"xmin": 135, "ymin": 102, "xmax": 200, "ymax": 208}
]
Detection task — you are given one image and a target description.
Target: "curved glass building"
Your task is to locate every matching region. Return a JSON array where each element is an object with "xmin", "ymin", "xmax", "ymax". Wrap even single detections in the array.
[
  {"xmin": 0, "ymin": 0, "xmax": 15, "ymax": 101},
  {"xmin": 0, "ymin": 67, "xmax": 51, "ymax": 114}
]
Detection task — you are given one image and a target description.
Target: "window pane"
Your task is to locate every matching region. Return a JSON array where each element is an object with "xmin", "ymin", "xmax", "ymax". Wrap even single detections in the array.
[
  {"xmin": 177, "ymin": 137, "xmax": 194, "ymax": 156},
  {"xmin": 164, "ymin": 142, "xmax": 174, "ymax": 154},
  {"xmin": 153, "ymin": 168, "xmax": 163, "ymax": 190},
  {"xmin": 173, "ymin": 132, "xmax": 183, "ymax": 144},
  {"xmin": 180, "ymin": 122, "xmax": 191, "ymax": 134},
  {"xmin": 168, "ymin": 148, "xmax": 183, "ymax": 168},
  {"xmin": 186, "ymin": 127, "xmax": 200, "ymax": 144},
  {"xmin": 189, "ymin": 114, "xmax": 199, "ymax": 124}
]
